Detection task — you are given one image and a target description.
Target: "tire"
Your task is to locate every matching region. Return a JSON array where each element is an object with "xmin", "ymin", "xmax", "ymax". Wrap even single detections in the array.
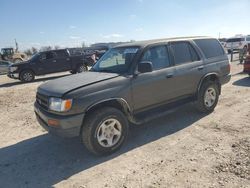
[
  {"xmin": 81, "ymin": 107, "xmax": 129, "ymax": 155},
  {"xmin": 20, "ymin": 70, "xmax": 35, "ymax": 82},
  {"xmin": 76, "ymin": 64, "xmax": 87, "ymax": 73},
  {"xmin": 195, "ymin": 81, "xmax": 219, "ymax": 113}
]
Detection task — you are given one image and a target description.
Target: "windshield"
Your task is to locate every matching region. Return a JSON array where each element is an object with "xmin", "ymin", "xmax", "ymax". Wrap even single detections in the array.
[
  {"xmin": 226, "ymin": 38, "xmax": 244, "ymax": 42},
  {"xmin": 91, "ymin": 47, "xmax": 139, "ymax": 74},
  {"xmin": 29, "ymin": 53, "xmax": 40, "ymax": 61}
]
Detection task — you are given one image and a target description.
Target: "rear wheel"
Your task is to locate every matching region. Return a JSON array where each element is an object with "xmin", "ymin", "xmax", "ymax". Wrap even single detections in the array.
[
  {"xmin": 20, "ymin": 70, "xmax": 35, "ymax": 82},
  {"xmin": 195, "ymin": 81, "xmax": 219, "ymax": 113},
  {"xmin": 76, "ymin": 64, "xmax": 87, "ymax": 73},
  {"xmin": 81, "ymin": 107, "xmax": 129, "ymax": 155}
]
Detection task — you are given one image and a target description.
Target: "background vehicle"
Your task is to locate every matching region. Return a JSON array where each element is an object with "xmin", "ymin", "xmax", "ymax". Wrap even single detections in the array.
[
  {"xmin": 0, "ymin": 48, "xmax": 27, "ymax": 63},
  {"xmin": 8, "ymin": 49, "xmax": 87, "ymax": 82},
  {"xmin": 34, "ymin": 37, "xmax": 231, "ymax": 155},
  {"xmin": 83, "ymin": 46, "xmax": 109, "ymax": 67},
  {"xmin": 225, "ymin": 35, "xmax": 250, "ymax": 53},
  {"xmin": 0, "ymin": 60, "xmax": 11, "ymax": 74}
]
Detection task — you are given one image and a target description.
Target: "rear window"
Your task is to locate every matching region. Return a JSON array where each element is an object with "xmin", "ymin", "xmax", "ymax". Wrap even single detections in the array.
[
  {"xmin": 226, "ymin": 38, "xmax": 244, "ymax": 42},
  {"xmin": 194, "ymin": 39, "xmax": 225, "ymax": 59}
]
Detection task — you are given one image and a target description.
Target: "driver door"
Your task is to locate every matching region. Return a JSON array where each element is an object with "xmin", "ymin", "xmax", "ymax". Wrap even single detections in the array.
[
  {"xmin": 37, "ymin": 52, "xmax": 57, "ymax": 74},
  {"xmin": 131, "ymin": 45, "xmax": 177, "ymax": 113}
]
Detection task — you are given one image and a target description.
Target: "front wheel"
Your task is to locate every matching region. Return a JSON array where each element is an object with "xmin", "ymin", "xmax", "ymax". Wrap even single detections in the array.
[
  {"xmin": 195, "ymin": 81, "xmax": 219, "ymax": 113},
  {"xmin": 81, "ymin": 107, "xmax": 129, "ymax": 155},
  {"xmin": 20, "ymin": 70, "xmax": 35, "ymax": 82}
]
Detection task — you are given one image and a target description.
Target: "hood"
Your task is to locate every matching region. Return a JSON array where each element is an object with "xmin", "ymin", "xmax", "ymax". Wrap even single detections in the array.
[
  {"xmin": 38, "ymin": 71, "xmax": 120, "ymax": 97},
  {"xmin": 11, "ymin": 60, "xmax": 29, "ymax": 66}
]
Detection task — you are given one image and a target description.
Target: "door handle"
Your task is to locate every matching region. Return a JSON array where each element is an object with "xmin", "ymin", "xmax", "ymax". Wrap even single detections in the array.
[
  {"xmin": 166, "ymin": 73, "xmax": 174, "ymax": 79},
  {"xmin": 197, "ymin": 66, "xmax": 204, "ymax": 71},
  {"xmin": 53, "ymin": 60, "xmax": 57, "ymax": 63}
]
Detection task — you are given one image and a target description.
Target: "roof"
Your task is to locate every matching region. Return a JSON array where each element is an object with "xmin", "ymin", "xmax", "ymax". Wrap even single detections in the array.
[{"xmin": 115, "ymin": 36, "xmax": 212, "ymax": 48}]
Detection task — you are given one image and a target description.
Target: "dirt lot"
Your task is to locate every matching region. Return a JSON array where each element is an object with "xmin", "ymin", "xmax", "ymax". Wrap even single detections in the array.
[{"xmin": 0, "ymin": 62, "xmax": 249, "ymax": 188}]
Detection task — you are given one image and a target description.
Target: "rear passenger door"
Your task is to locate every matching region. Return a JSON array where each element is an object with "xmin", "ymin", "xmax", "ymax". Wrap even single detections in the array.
[{"xmin": 169, "ymin": 41, "xmax": 204, "ymax": 96}]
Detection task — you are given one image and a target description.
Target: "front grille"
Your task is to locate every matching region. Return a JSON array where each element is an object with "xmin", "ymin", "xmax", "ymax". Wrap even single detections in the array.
[{"xmin": 36, "ymin": 92, "xmax": 49, "ymax": 110}]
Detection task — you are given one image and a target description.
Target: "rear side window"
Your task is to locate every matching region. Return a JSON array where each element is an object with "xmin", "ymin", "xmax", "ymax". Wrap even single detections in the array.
[
  {"xmin": 170, "ymin": 42, "xmax": 199, "ymax": 65},
  {"xmin": 194, "ymin": 39, "xmax": 225, "ymax": 59}
]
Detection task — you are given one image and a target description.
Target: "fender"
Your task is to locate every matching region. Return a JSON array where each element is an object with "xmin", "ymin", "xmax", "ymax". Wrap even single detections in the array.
[
  {"xmin": 197, "ymin": 72, "xmax": 219, "ymax": 93},
  {"xmin": 85, "ymin": 98, "xmax": 132, "ymax": 115}
]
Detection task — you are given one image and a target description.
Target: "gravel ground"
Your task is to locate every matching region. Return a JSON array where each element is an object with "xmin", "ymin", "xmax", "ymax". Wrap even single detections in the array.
[{"xmin": 0, "ymin": 61, "xmax": 249, "ymax": 188}]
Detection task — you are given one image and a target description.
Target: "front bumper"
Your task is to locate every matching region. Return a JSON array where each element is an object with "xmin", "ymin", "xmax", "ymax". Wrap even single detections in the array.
[
  {"xmin": 7, "ymin": 72, "xmax": 19, "ymax": 79},
  {"xmin": 220, "ymin": 74, "xmax": 231, "ymax": 85},
  {"xmin": 34, "ymin": 102, "xmax": 84, "ymax": 138}
]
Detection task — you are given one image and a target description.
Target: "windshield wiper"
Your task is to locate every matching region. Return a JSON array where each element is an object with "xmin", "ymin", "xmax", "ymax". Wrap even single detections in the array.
[{"xmin": 98, "ymin": 69, "xmax": 116, "ymax": 73}]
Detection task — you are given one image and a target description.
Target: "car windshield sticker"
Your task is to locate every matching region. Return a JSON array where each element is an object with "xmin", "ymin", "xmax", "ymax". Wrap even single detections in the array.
[{"xmin": 124, "ymin": 48, "xmax": 138, "ymax": 54}]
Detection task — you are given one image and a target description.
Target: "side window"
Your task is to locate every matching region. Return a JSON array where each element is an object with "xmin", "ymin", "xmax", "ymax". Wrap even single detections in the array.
[
  {"xmin": 189, "ymin": 44, "xmax": 200, "ymax": 61},
  {"xmin": 40, "ymin": 52, "xmax": 55, "ymax": 60},
  {"xmin": 141, "ymin": 45, "xmax": 170, "ymax": 70},
  {"xmin": 55, "ymin": 50, "xmax": 67, "ymax": 58},
  {"xmin": 246, "ymin": 37, "xmax": 250, "ymax": 42},
  {"xmin": 170, "ymin": 42, "xmax": 193, "ymax": 64},
  {"xmin": 194, "ymin": 39, "xmax": 225, "ymax": 58}
]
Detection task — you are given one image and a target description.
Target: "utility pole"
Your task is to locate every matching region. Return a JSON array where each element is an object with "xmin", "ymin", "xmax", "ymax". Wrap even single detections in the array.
[{"xmin": 15, "ymin": 39, "xmax": 19, "ymax": 52}]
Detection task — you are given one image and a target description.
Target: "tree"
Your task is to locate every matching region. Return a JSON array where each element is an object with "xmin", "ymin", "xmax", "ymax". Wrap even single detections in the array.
[
  {"xmin": 82, "ymin": 42, "xmax": 86, "ymax": 48},
  {"xmin": 31, "ymin": 47, "xmax": 38, "ymax": 54},
  {"xmin": 54, "ymin": 45, "xmax": 60, "ymax": 50},
  {"xmin": 40, "ymin": 46, "xmax": 52, "ymax": 52},
  {"xmin": 24, "ymin": 49, "xmax": 32, "ymax": 56}
]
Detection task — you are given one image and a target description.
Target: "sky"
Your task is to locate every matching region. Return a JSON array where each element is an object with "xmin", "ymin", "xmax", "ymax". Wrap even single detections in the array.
[{"xmin": 1, "ymin": 0, "xmax": 250, "ymax": 51}]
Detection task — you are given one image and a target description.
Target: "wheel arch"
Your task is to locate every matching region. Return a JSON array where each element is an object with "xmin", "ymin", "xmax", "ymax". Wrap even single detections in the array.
[
  {"xmin": 197, "ymin": 73, "xmax": 221, "ymax": 96},
  {"xmin": 85, "ymin": 98, "xmax": 132, "ymax": 119}
]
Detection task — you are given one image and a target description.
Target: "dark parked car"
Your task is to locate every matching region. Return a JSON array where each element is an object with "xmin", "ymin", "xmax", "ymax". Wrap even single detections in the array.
[
  {"xmin": 34, "ymin": 37, "xmax": 231, "ymax": 155},
  {"xmin": 8, "ymin": 49, "xmax": 87, "ymax": 82}
]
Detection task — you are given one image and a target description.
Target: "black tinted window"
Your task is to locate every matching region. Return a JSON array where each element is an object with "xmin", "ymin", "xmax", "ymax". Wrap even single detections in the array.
[
  {"xmin": 170, "ymin": 42, "xmax": 193, "ymax": 64},
  {"xmin": 226, "ymin": 38, "xmax": 244, "ymax": 42},
  {"xmin": 55, "ymin": 50, "xmax": 67, "ymax": 58},
  {"xmin": 189, "ymin": 45, "xmax": 200, "ymax": 61},
  {"xmin": 141, "ymin": 45, "xmax": 170, "ymax": 70},
  {"xmin": 194, "ymin": 39, "xmax": 225, "ymax": 58}
]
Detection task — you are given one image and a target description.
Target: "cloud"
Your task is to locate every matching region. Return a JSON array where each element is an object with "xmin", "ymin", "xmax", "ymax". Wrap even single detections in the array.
[
  {"xmin": 101, "ymin": 33, "xmax": 124, "ymax": 39},
  {"xmin": 69, "ymin": 36, "xmax": 81, "ymax": 40},
  {"xmin": 69, "ymin": 25, "xmax": 77, "ymax": 29}
]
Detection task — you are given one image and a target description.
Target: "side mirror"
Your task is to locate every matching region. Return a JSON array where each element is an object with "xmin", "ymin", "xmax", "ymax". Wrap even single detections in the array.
[{"xmin": 138, "ymin": 61, "xmax": 153, "ymax": 73}]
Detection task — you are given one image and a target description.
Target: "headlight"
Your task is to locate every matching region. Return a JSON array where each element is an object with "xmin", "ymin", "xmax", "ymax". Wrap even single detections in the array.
[
  {"xmin": 49, "ymin": 97, "xmax": 73, "ymax": 112},
  {"xmin": 10, "ymin": 66, "xmax": 18, "ymax": 72}
]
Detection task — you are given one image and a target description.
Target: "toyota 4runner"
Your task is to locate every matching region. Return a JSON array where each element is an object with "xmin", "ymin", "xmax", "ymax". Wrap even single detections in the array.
[{"xmin": 34, "ymin": 37, "xmax": 231, "ymax": 155}]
